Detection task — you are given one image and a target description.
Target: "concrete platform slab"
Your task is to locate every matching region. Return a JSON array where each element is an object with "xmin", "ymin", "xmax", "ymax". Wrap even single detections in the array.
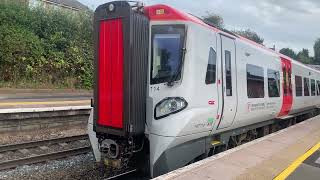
[
  {"xmin": 155, "ymin": 116, "xmax": 320, "ymax": 180},
  {"xmin": 0, "ymin": 89, "xmax": 92, "ymax": 109}
]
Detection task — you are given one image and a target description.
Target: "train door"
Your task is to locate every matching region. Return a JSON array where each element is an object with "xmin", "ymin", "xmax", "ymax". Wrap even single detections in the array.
[
  {"xmin": 278, "ymin": 57, "xmax": 293, "ymax": 117},
  {"xmin": 217, "ymin": 35, "xmax": 237, "ymax": 129}
]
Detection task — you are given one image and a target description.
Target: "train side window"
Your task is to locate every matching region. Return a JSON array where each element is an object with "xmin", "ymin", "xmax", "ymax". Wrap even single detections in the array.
[
  {"xmin": 225, "ymin": 50, "xmax": 232, "ymax": 96},
  {"xmin": 267, "ymin": 69, "xmax": 280, "ymax": 97},
  {"xmin": 317, "ymin": 80, "xmax": 320, "ymax": 96},
  {"xmin": 304, "ymin": 77, "xmax": 310, "ymax": 96},
  {"xmin": 283, "ymin": 68, "xmax": 287, "ymax": 96},
  {"xmin": 205, "ymin": 48, "xmax": 217, "ymax": 84},
  {"xmin": 295, "ymin": 76, "xmax": 303, "ymax": 97},
  {"xmin": 288, "ymin": 70, "xmax": 292, "ymax": 95},
  {"xmin": 247, "ymin": 64, "xmax": 264, "ymax": 98},
  {"xmin": 282, "ymin": 68, "xmax": 292, "ymax": 96},
  {"xmin": 311, "ymin": 79, "xmax": 316, "ymax": 96}
]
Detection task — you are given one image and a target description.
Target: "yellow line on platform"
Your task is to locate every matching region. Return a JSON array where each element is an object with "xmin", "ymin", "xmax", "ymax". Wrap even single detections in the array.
[
  {"xmin": 274, "ymin": 142, "xmax": 320, "ymax": 180},
  {"xmin": 0, "ymin": 100, "xmax": 90, "ymax": 106}
]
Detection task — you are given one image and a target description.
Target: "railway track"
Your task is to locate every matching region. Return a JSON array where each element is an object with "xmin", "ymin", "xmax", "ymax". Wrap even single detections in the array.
[{"xmin": 0, "ymin": 134, "xmax": 91, "ymax": 170}]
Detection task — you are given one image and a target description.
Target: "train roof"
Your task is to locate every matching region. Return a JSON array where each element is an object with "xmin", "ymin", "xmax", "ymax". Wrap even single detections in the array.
[{"xmin": 144, "ymin": 4, "xmax": 320, "ymax": 74}]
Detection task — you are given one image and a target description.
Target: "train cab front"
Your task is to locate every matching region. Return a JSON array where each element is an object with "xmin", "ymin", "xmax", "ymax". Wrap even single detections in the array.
[
  {"xmin": 90, "ymin": 1, "xmax": 149, "ymax": 176},
  {"xmin": 88, "ymin": 1, "xmax": 213, "ymax": 178}
]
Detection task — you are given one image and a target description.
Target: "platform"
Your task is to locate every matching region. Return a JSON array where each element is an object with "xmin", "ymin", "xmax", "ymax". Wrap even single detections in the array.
[
  {"xmin": 0, "ymin": 89, "xmax": 92, "ymax": 109},
  {"xmin": 155, "ymin": 116, "xmax": 320, "ymax": 180}
]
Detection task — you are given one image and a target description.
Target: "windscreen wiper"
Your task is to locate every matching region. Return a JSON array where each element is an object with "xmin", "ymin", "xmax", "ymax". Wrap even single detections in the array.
[{"xmin": 167, "ymin": 47, "xmax": 187, "ymax": 87}]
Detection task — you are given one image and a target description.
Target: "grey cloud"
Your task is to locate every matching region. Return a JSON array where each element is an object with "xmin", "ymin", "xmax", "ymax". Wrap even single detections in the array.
[{"xmin": 81, "ymin": 0, "xmax": 320, "ymax": 55}]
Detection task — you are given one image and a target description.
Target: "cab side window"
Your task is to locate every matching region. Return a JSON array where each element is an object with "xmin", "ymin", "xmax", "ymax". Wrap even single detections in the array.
[
  {"xmin": 225, "ymin": 50, "xmax": 232, "ymax": 96},
  {"xmin": 205, "ymin": 48, "xmax": 217, "ymax": 84}
]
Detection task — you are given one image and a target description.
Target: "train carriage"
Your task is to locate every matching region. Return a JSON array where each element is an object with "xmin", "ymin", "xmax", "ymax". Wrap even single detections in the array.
[{"xmin": 88, "ymin": 1, "xmax": 320, "ymax": 178}]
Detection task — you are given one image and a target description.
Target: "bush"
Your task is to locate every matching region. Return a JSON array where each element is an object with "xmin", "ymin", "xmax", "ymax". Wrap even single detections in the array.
[{"xmin": 0, "ymin": 2, "xmax": 93, "ymax": 89}]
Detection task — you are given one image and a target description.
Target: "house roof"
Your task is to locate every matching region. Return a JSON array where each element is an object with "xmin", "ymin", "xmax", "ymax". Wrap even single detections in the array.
[{"xmin": 43, "ymin": 0, "xmax": 89, "ymax": 11}]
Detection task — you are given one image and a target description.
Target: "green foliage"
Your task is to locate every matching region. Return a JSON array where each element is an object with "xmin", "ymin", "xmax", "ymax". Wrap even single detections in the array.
[
  {"xmin": 233, "ymin": 29, "xmax": 264, "ymax": 45},
  {"xmin": 202, "ymin": 12, "xmax": 264, "ymax": 45},
  {"xmin": 297, "ymin": 48, "xmax": 313, "ymax": 64},
  {"xmin": 280, "ymin": 48, "xmax": 314, "ymax": 64},
  {"xmin": 0, "ymin": 2, "xmax": 93, "ymax": 89},
  {"xmin": 202, "ymin": 12, "xmax": 224, "ymax": 29},
  {"xmin": 314, "ymin": 38, "xmax": 320, "ymax": 65},
  {"xmin": 279, "ymin": 48, "xmax": 297, "ymax": 59}
]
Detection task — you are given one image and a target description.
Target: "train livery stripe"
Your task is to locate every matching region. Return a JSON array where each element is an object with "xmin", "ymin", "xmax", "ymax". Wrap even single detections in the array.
[
  {"xmin": 97, "ymin": 19, "xmax": 124, "ymax": 129},
  {"xmin": 144, "ymin": 4, "xmax": 220, "ymax": 32},
  {"xmin": 278, "ymin": 57, "xmax": 293, "ymax": 117}
]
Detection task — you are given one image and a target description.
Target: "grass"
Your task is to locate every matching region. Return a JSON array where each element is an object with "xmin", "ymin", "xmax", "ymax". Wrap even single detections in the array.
[{"xmin": 0, "ymin": 78, "xmax": 91, "ymax": 90}]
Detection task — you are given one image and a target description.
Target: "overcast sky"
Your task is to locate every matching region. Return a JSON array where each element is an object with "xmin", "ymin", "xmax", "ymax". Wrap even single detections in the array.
[{"xmin": 78, "ymin": 0, "xmax": 320, "ymax": 56}]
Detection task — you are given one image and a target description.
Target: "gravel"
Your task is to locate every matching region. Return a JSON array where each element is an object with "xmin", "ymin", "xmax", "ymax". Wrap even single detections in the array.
[
  {"xmin": 0, "ymin": 153, "xmax": 105, "ymax": 180},
  {"xmin": 0, "ymin": 128, "xmax": 148, "ymax": 180},
  {"xmin": 0, "ymin": 127, "xmax": 87, "ymax": 145},
  {"xmin": 0, "ymin": 127, "xmax": 104, "ymax": 180}
]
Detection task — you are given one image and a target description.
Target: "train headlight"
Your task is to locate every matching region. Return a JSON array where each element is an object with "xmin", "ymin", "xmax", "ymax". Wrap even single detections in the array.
[{"xmin": 155, "ymin": 97, "xmax": 188, "ymax": 119}]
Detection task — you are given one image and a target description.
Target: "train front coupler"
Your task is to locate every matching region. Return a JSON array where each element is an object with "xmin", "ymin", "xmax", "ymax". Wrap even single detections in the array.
[{"xmin": 97, "ymin": 135, "xmax": 147, "ymax": 176}]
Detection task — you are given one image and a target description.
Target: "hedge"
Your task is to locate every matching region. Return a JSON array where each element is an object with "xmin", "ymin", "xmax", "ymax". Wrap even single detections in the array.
[{"xmin": 0, "ymin": 2, "xmax": 94, "ymax": 89}]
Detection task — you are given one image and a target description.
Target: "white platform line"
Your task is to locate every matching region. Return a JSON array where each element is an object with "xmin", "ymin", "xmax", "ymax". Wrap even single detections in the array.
[{"xmin": 0, "ymin": 106, "xmax": 92, "ymax": 114}]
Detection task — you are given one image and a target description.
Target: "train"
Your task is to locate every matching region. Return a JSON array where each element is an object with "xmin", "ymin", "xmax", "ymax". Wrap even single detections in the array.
[{"xmin": 87, "ymin": 1, "xmax": 320, "ymax": 178}]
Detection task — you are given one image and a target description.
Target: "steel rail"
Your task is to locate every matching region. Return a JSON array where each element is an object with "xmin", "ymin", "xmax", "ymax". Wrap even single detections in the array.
[
  {"xmin": 0, "ymin": 146, "xmax": 91, "ymax": 170},
  {"xmin": 105, "ymin": 169, "xmax": 137, "ymax": 180},
  {"xmin": 0, "ymin": 134, "xmax": 88, "ymax": 153}
]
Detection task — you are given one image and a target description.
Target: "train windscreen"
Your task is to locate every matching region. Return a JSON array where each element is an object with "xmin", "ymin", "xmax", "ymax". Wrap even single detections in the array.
[{"xmin": 151, "ymin": 25, "xmax": 186, "ymax": 84}]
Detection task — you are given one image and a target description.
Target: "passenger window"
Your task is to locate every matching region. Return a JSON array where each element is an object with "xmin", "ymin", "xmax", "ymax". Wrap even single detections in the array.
[
  {"xmin": 282, "ymin": 67, "xmax": 292, "ymax": 96},
  {"xmin": 288, "ymin": 70, "xmax": 292, "ymax": 95},
  {"xmin": 283, "ymin": 68, "xmax": 287, "ymax": 96},
  {"xmin": 317, "ymin": 80, "xmax": 320, "ymax": 96},
  {"xmin": 295, "ymin": 76, "xmax": 303, "ymax": 97},
  {"xmin": 304, "ymin": 77, "xmax": 310, "ymax": 96},
  {"xmin": 225, "ymin": 51, "xmax": 232, "ymax": 96},
  {"xmin": 267, "ymin": 69, "xmax": 280, "ymax": 97},
  {"xmin": 247, "ymin": 64, "xmax": 264, "ymax": 98},
  {"xmin": 311, "ymin": 79, "xmax": 316, "ymax": 96},
  {"xmin": 205, "ymin": 48, "xmax": 217, "ymax": 84}
]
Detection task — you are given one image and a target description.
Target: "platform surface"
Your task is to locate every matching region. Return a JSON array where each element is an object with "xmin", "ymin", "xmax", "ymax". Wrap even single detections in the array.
[
  {"xmin": 285, "ymin": 142, "xmax": 320, "ymax": 180},
  {"xmin": 156, "ymin": 116, "xmax": 320, "ymax": 180},
  {"xmin": 0, "ymin": 89, "xmax": 92, "ymax": 109}
]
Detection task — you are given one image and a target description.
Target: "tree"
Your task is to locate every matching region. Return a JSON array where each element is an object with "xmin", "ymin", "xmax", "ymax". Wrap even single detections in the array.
[
  {"xmin": 297, "ymin": 48, "xmax": 312, "ymax": 64},
  {"xmin": 314, "ymin": 38, "xmax": 320, "ymax": 65},
  {"xmin": 279, "ymin": 48, "xmax": 297, "ymax": 59},
  {"xmin": 202, "ymin": 12, "xmax": 224, "ymax": 29},
  {"xmin": 233, "ymin": 29, "xmax": 264, "ymax": 45},
  {"xmin": 202, "ymin": 12, "xmax": 264, "ymax": 45}
]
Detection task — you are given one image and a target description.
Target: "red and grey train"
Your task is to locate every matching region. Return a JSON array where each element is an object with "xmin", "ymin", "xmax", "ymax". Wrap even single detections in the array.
[{"xmin": 87, "ymin": 1, "xmax": 320, "ymax": 178}]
